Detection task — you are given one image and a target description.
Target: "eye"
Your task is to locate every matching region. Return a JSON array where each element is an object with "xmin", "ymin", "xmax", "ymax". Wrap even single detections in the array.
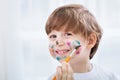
[
  {"xmin": 65, "ymin": 32, "xmax": 72, "ymax": 37},
  {"xmin": 49, "ymin": 34, "xmax": 57, "ymax": 39}
]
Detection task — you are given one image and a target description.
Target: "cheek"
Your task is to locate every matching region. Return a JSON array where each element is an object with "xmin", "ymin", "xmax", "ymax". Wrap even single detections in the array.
[
  {"xmin": 66, "ymin": 40, "xmax": 81, "ymax": 49},
  {"xmin": 49, "ymin": 43, "xmax": 55, "ymax": 57},
  {"xmin": 66, "ymin": 40, "xmax": 75, "ymax": 48},
  {"xmin": 75, "ymin": 46, "xmax": 82, "ymax": 55},
  {"xmin": 49, "ymin": 48, "xmax": 54, "ymax": 55},
  {"xmin": 66, "ymin": 41, "xmax": 71, "ymax": 46}
]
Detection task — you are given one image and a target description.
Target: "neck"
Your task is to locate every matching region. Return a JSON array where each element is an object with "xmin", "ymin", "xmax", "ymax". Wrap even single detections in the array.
[{"xmin": 70, "ymin": 61, "xmax": 92, "ymax": 73}]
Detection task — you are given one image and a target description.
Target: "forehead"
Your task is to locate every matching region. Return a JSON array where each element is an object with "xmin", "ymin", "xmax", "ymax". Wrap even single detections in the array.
[{"xmin": 49, "ymin": 25, "xmax": 75, "ymax": 34}]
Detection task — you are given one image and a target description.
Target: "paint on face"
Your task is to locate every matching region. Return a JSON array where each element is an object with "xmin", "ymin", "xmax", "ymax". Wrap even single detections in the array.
[
  {"xmin": 49, "ymin": 44, "xmax": 54, "ymax": 49},
  {"xmin": 66, "ymin": 40, "xmax": 81, "ymax": 49},
  {"xmin": 67, "ymin": 40, "xmax": 82, "ymax": 55},
  {"xmin": 49, "ymin": 48, "xmax": 54, "ymax": 54},
  {"xmin": 56, "ymin": 56, "xmax": 60, "ymax": 61},
  {"xmin": 56, "ymin": 40, "xmax": 59, "ymax": 45},
  {"xmin": 70, "ymin": 40, "xmax": 82, "ymax": 55},
  {"xmin": 56, "ymin": 56, "xmax": 67, "ymax": 61},
  {"xmin": 49, "ymin": 42, "xmax": 68, "ymax": 61},
  {"xmin": 76, "ymin": 51, "xmax": 79, "ymax": 54},
  {"xmin": 75, "ymin": 45, "xmax": 82, "ymax": 55},
  {"xmin": 72, "ymin": 40, "xmax": 81, "ymax": 49},
  {"xmin": 66, "ymin": 41, "xmax": 71, "ymax": 46},
  {"xmin": 49, "ymin": 40, "xmax": 82, "ymax": 61},
  {"xmin": 49, "ymin": 44, "xmax": 55, "ymax": 55}
]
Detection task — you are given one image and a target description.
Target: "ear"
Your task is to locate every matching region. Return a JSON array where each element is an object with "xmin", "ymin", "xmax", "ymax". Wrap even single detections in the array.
[{"xmin": 87, "ymin": 33, "xmax": 97, "ymax": 48}]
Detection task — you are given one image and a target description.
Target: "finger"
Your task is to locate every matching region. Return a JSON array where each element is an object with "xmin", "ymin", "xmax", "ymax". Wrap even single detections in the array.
[
  {"xmin": 61, "ymin": 62, "xmax": 68, "ymax": 80},
  {"xmin": 67, "ymin": 64, "xmax": 74, "ymax": 80},
  {"xmin": 56, "ymin": 66, "xmax": 62, "ymax": 80}
]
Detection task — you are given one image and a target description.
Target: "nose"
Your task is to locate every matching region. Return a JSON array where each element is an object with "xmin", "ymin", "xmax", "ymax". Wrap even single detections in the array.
[{"xmin": 56, "ymin": 40, "xmax": 64, "ymax": 46}]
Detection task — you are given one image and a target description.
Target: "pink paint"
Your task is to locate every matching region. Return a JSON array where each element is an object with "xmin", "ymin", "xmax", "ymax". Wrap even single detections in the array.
[
  {"xmin": 76, "ymin": 51, "xmax": 80, "ymax": 54},
  {"xmin": 75, "ymin": 46, "xmax": 82, "ymax": 55},
  {"xmin": 66, "ymin": 41, "xmax": 71, "ymax": 46}
]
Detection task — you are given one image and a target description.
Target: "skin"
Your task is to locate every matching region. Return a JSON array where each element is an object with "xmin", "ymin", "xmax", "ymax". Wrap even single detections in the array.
[{"xmin": 48, "ymin": 29, "xmax": 97, "ymax": 80}]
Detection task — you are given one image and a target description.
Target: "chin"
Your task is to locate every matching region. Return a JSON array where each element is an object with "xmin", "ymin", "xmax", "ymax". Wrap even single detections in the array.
[{"xmin": 58, "ymin": 59, "xmax": 65, "ymax": 63}]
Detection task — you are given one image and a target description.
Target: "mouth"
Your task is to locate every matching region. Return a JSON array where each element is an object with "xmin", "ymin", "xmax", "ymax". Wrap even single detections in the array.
[{"xmin": 55, "ymin": 49, "xmax": 70, "ymax": 56}]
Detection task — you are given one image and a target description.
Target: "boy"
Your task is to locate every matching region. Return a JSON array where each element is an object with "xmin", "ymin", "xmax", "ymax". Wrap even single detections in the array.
[{"xmin": 45, "ymin": 4, "xmax": 120, "ymax": 80}]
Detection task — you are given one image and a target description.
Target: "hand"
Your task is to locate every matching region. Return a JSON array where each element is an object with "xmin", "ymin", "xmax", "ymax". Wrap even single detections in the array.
[{"xmin": 55, "ymin": 62, "xmax": 74, "ymax": 80}]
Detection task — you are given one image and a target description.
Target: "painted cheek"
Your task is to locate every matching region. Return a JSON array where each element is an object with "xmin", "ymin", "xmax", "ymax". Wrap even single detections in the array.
[
  {"xmin": 67, "ymin": 40, "xmax": 81, "ymax": 49},
  {"xmin": 72, "ymin": 40, "xmax": 81, "ymax": 49},
  {"xmin": 75, "ymin": 46, "xmax": 82, "ymax": 55},
  {"xmin": 49, "ymin": 48, "xmax": 54, "ymax": 57},
  {"xmin": 66, "ymin": 41, "xmax": 71, "ymax": 46},
  {"xmin": 49, "ymin": 44, "xmax": 55, "ymax": 57},
  {"xmin": 66, "ymin": 41, "xmax": 75, "ymax": 49},
  {"xmin": 49, "ymin": 44, "xmax": 54, "ymax": 49}
]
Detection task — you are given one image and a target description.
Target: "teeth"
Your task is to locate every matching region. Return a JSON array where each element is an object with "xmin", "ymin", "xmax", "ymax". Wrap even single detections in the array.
[{"xmin": 56, "ymin": 50, "xmax": 69, "ymax": 55}]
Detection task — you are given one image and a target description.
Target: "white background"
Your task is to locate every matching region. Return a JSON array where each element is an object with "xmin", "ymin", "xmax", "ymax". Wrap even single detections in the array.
[{"xmin": 0, "ymin": 0, "xmax": 120, "ymax": 80}]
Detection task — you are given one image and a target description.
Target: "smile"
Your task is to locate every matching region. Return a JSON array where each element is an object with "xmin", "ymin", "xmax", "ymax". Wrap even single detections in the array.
[{"xmin": 55, "ymin": 49, "xmax": 70, "ymax": 55}]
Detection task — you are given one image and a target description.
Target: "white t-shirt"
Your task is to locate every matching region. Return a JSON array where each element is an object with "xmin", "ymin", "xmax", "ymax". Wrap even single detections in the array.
[{"xmin": 48, "ymin": 63, "xmax": 120, "ymax": 80}]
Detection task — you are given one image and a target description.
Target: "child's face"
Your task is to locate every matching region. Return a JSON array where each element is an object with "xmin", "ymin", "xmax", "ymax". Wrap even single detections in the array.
[{"xmin": 48, "ymin": 29, "xmax": 89, "ymax": 63}]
